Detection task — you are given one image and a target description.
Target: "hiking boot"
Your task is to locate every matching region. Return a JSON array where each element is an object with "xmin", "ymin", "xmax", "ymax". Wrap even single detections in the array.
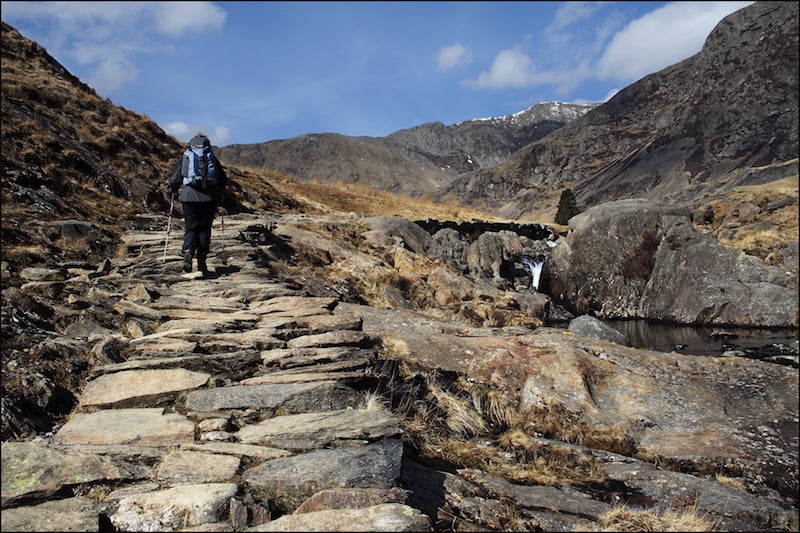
[
  {"xmin": 197, "ymin": 257, "xmax": 208, "ymax": 274},
  {"xmin": 182, "ymin": 250, "xmax": 193, "ymax": 273}
]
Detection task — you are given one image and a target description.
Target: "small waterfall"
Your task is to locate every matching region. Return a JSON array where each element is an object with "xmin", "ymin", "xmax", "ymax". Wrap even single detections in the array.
[{"xmin": 520, "ymin": 255, "xmax": 545, "ymax": 291}]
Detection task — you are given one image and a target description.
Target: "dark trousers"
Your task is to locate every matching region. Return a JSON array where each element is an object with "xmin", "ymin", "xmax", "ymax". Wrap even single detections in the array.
[{"xmin": 181, "ymin": 202, "xmax": 216, "ymax": 258}]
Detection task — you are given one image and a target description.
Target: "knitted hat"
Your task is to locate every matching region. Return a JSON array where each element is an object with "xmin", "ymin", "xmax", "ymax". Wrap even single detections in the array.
[{"xmin": 189, "ymin": 134, "xmax": 210, "ymax": 149}]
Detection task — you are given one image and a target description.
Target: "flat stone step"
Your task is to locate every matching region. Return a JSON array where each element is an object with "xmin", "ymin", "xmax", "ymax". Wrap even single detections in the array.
[
  {"xmin": 53, "ymin": 408, "xmax": 196, "ymax": 446},
  {"xmin": 78, "ymin": 368, "xmax": 211, "ymax": 408},
  {"xmin": 235, "ymin": 408, "xmax": 402, "ymax": 450},
  {"xmin": 1, "ymin": 441, "xmax": 148, "ymax": 506},
  {"xmin": 183, "ymin": 381, "xmax": 363, "ymax": 417},
  {"xmin": 108, "ymin": 483, "xmax": 239, "ymax": 531}
]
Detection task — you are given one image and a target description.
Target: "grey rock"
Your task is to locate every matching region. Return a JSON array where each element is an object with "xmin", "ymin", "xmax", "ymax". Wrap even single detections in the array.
[
  {"xmin": 155, "ymin": 450, "xmax": 240, "ymax": 485},
  {"xmin": 184, "ymin": 381, "xmax": 362, "ymax": 417},
  {"xmin": 548, "ymin": 200, "xmax": 798, "ymax": 326},
  {"xmin": 1, "ymin": 441, "xmax": 147, "ymax": 506},
  {"xmin": 53, "ymin": 408, "xmax": 196, "ymax": 446},
  {"xmin": 109, "ymin": 483, "xmax": 238, "ymax": 532},
  {"xmin": 0, "ymin": 496, "xmax": 101, "ymax": 532},
  {"xmin": 242, "ymin": 438, "xmax": 404, "ymax": 513},
  {"xmin": 78, "ymin": 368, "xmax": 211, "ymax": 408},
  {"xmin": 568, "ymin": 315, "xmax": 626, "ymax": 344},
  {"xmin": 246, "ymin": 503, "xmax": 432, "ymax": 532},
  {"xmin": 235, "ymin": 409, "xmax": 402, "ymax": 450}
]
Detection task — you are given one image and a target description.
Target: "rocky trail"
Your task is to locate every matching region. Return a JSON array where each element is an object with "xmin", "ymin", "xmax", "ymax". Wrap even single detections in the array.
[
  {"xmin": 2, "ymin": 212, "xmax": 798, "ymax": 532},
  {"xmin": 2, "ymin": 213, "xmax": 432, "ymax": 531}
]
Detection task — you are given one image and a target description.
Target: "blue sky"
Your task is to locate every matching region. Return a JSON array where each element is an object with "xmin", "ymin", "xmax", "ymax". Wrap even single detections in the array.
[{"xmin": 2, "ymin": 1, "xmax": 752, "ymax": 146}]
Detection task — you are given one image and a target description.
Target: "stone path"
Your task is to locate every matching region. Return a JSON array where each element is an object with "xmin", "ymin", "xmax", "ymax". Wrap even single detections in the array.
[{"xmin": 1, "ymin": 214, "xmax": 432, "ymax": 532}]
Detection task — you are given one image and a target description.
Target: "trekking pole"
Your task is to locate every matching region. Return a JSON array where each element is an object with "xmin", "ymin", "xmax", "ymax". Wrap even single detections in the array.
[
  {"xmin": 220, "ymin": 213, "xmax": 226, "ymax": 259},
  {"xmin": 163, "ymin": 193, "xmax": 174, "ymax": 264},
  {"xmin": 219, "ymin": 193, "xmax": 227, "ymax": 264}
]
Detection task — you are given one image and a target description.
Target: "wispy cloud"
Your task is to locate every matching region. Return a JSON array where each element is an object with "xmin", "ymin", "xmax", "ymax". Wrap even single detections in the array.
[
  {"xmin": 463, "ymin": 1, "xmax": 751, "ymax": 96},
  {"xmin": 596, "ymin": 1, "xmax": 752, "ymax": 82},
  {"xmin": 463, "ymin": 46, "xmax": 559, "ymax": 89},
  {"xmin": 164, "ymin": 121, "xmax": 231, "ymax": 146},
  {"xmin": 2, "ymin": 1, "xmax": 225, "ymax": 93},
  {"xmin": 437, "ymin": 43, "xmax": 472, "ymax": 72}
]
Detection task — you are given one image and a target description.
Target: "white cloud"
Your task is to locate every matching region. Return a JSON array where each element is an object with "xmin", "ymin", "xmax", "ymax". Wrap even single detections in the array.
[
  {"xmin": 596, "ymin": 1, "xmax": 752, "ymax": 83},
  {"xmin": 462, "ymin": 1, "xmax": 751, "ymax": 97},
  {"xmin": 464, "ymin": 47, "xmax": 559, "ymax": 90},
  {"xmin": 152, "ymin": 2, "xmax": 226, "ymax": 37},
  {"xmin": 2, "ymin": 1, "xmax": 225, "ymax": 95},
  {"xmin": 90, "ymin": 57, "xmax": 139, "ymax": 94},
  {"xmin": 602, "ymin": 87, "xmax": 622, "ymax": 102},
  {"xmin": 163, "ymin": 121, "xmax": 230, "ymax": 145},
  {"xmin": 437, "ymin": 43, "xmax": 472, "ymax": 72}
]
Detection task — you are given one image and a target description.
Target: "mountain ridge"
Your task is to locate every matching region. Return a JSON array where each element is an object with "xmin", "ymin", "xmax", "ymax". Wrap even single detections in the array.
[
  {"xmin": 441, "ymin": 0, "xmax": 798, "ymax": 217},
  {"xmin": 216, "ymin": 1, "xmax": 798, "ymax": 222},
  {"xmin": 216, "ymin": 101, "xmax": 596, "ymax": 199}
]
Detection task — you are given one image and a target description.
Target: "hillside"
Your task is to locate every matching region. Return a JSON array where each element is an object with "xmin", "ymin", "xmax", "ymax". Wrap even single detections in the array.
[
  {"xmin": 0, "ymin": 22, "xmax": 307, "ymax": 278},
  {"xmin": 443, "ymin": 1, "xmax": 799, "ymax": 219},
  {"xmin": 215, "ymin": 102, "xmax": 595, "ymax": 199}
]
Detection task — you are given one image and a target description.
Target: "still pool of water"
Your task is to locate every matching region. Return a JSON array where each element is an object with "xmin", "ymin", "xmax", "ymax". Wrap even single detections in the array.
[{"xmin": 599, "ymin": 319, "xmax": 799, "ymax": 366}]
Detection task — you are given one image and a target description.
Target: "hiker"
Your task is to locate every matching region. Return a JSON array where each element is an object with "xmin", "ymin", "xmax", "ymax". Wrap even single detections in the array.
[{"xmin": 167, "ymin": 133, "xmax": 227, "ymax": 274}]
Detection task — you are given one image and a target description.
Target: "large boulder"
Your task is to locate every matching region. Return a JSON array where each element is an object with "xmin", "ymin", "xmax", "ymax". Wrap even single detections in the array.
[{"xmin": 546, "ymin": 199, "xmax": 798, "ymax": 327}]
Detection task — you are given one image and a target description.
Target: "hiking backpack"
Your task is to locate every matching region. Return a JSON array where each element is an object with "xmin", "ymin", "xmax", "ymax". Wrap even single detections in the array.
[{"xmin": 181, "ymin": 146, "xmax": 219, "ymax": 189}]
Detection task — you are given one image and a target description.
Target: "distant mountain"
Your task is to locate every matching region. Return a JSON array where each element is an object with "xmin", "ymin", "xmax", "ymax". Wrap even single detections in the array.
[
  {"xmin": 216, "ymin": 102, "xmax": 596, "ymax": 198},
  {"xmin": 442, "ymin": 0, "xmax": 799, "ymax": 218},
  {"xmin": 219, "ymin": 1, "xmax": 798, "ymax": 220}
]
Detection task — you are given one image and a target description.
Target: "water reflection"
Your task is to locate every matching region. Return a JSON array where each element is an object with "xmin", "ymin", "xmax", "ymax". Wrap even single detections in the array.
[{"xmin": 601, "ymin": 319, "xmax": 799, "ymax": 359}]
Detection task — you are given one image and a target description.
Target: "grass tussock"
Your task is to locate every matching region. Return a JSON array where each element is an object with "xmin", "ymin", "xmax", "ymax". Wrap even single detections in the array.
[
  {"xmin": 596, "ymin": 504, "xmax": 714, "ymax": 532},
  {"xmin": 390, "ymin": 370, "xmax": 607, "ymax": 486},
  {"xmin": 706, "ymin": 174, "xmax": 799, "ymax": 261},
  {"xmin": 360, "ymin": 389, "xmax": 388, "ymax": 411},
  {"xmin": 714, "ymin": 473, "xmax": 748, "ymax": 493},
  {"xmin": 426, "ymin": 375, "xmax": 487, "ymax": 437},
  {"xmin": 524, "ymin": 402, "xmax": 637, "ymax": 456}
]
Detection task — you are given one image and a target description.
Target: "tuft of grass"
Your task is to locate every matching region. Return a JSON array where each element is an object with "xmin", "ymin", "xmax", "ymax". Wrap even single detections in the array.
[
  {"xmin": 55, "ymin": 235, "xmax": 91, "ymax": 258},
  {"xmin": 596, "ymin": 504, "xmax": 713, "ymax": 532},
  {"xmin": 394, "ymin": 372, "xmax": 606, "ymax": 486},
  {"xmin": 426, "ymin": 375, "xmax": 487, "ymax": 437},
  {"xmin": 714, "ymin": 473, "xmax": 748, "ymax": 493},
  {"xmin": 360, "ymin": 389, "xmax": 387, "ymax": 411}
]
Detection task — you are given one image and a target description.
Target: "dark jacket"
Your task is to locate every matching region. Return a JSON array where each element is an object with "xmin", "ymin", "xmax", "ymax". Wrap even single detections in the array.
[{"xmin": 168, "ymin": 150, "xmax": 227, "ymax": 205}]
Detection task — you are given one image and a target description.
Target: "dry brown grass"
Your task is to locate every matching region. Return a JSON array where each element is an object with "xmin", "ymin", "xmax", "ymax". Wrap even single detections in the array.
[
  {"xmin": 595, "ymin": 504, "xmax": 714, "ymax": 532},
  {"xmin": 424, "ymin": 430, "xmax": 605, "ymax": 486},
  {"xmin": 714, "ymin": 473, "xmax": 748, "ymax": 493},
  {"xmin": 705, "ymin": 174, "xmax": 799, "ymax": 261},
  {"xmin": 390, "ymin": 369, "xmax": 607, "ymax": 486},
  {"xmin": 426, "ymin": 376, "xmax": 487, "ymax": 437},
  {"xmin": 360, "ymin": 389, "xmax": 388, "ymax": 411},
  {"xmin": 246, "ymin": 167, "xmax": 505, "ymax": 222},
  {"xmin": 523, "ymin": 402, "xmax": 637, "ymax": 456}
]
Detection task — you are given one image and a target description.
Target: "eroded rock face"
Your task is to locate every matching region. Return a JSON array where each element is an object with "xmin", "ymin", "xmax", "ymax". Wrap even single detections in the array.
[
  {"xmin": 546, "ymin": 200, "xmax": 798, "ymax": 326},
  {"xmin": 344, "ymin": 301, "xmax": 799, "ymax": 511}
]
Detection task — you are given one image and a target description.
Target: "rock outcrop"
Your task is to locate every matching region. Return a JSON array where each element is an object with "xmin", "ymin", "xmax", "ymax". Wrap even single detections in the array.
[
  {"xmin": 546, "ymin": 199, "xmax": 799, "ymax": 326},
  {"xmin": 441, "ymin": 1, "xmax": 799, "ymax": 218}
]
